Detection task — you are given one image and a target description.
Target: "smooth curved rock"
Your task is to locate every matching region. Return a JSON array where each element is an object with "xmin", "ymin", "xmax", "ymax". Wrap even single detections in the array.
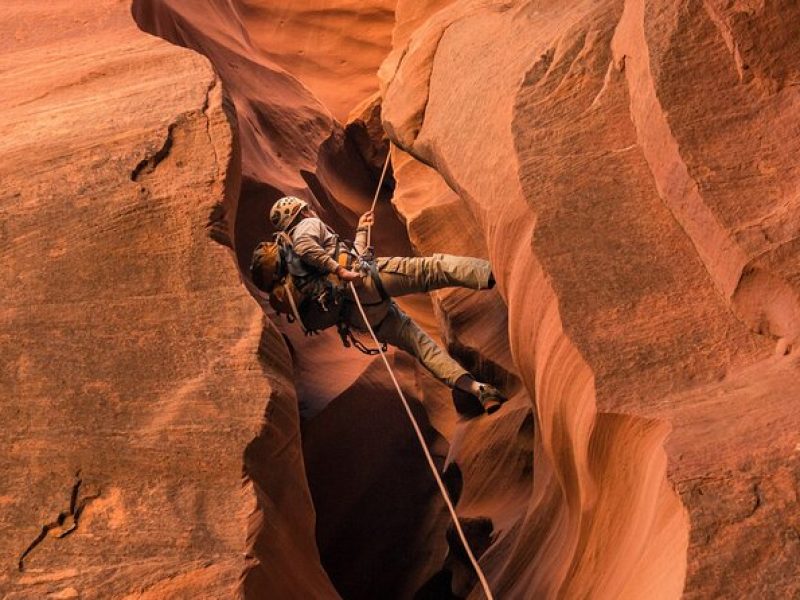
[{"xmin": 382, "ymin": 0, "xmax": 800, "ymax": 597}]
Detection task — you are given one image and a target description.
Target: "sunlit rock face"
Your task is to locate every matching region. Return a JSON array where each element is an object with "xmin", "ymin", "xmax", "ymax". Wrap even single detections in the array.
[
  {"xmin": 3, "ymin": 0, "xmax": 798, "ymax": 598},
  {"xmin": 1, "ymin": 1, "xmax": 334, "ymax": 598},
  {"xmin": 382, "ymin": 0, "xmax": 800, "ymax": 598}
]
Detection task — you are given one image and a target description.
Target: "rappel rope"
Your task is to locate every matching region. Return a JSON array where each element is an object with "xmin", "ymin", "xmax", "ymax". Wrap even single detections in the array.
[
  {"xmin": 365, "ymin": 150, "xmax": 392, "ymax": 249},
  {"xmin": 352, "ymin": 148, "xmax": 495, "ymax": 600},
  {"xmin": 348, "ymin": 283, "xmax": 494, "ymax": 600}
]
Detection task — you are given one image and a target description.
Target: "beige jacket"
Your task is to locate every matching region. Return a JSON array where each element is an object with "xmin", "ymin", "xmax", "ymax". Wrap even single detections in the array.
[{"xmin": 290, "ymin": 217, "xmax": 367, "ymax": 273}]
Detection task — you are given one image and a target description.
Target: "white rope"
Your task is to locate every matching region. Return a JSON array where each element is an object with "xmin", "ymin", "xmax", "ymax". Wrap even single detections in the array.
[
  {"xmin": 347, "ymin": 281, "xmax": 495, "ymax": 600},
  {"xmin": 365, "ymin": 150, "xmax": 392, "ymax": 249}
]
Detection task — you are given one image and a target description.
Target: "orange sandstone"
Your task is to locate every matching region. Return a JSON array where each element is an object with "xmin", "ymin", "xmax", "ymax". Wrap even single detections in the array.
[{"xmin": 3, "ymin": 0, "xmax": 799, "ymax": 599}]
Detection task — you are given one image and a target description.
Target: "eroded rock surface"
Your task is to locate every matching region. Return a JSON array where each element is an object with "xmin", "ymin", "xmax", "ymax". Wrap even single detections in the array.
[
  {"xmin": 1, "ymin": 2, "xmax": 334, "ymax": 598},
  {"xmin": 4, "ymin": 0, "xmax": 798, "ymax": 599},
  {"xmin": 382, "ymin": 0, "xmax": 800, "ymax": 597}
]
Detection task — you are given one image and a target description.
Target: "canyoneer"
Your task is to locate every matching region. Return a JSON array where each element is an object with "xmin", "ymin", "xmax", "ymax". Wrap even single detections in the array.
[{"xmin": 250, "ymin": 195, "xmax": 508, "ymax": 414}]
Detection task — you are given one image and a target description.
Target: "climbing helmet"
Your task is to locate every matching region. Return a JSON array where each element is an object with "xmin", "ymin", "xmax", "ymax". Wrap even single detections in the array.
[{"xmin": 270, "ymin": 196, "xmax": 308, "ymax": 231}]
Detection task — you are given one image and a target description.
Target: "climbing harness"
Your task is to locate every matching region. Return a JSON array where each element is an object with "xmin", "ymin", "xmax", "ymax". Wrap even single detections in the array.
[
  {"xmin": 325, "ymin": 225, "xmax": 390, "ymax": 356},
  {"xmin": 350, "ymin": 150, "xmax": 496, "ymax": 600}
]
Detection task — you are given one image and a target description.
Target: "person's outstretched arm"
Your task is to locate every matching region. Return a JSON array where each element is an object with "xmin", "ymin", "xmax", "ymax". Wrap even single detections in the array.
[
  {"xmin": 353, "ymin": 210, "xmax": 374, "ymax": 255},
  {"xmin": 293, "ymin": 217, "xmax": 361, "ymax": 281}
]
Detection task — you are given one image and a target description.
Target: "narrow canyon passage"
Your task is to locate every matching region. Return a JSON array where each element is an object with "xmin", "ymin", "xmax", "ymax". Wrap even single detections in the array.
[
  {"xmin": 131, "ymin": 2, "xmax": 533, "ymax": 599},
  {"xmin": 4, "ymin": 0, "xmax": 799, "ymax": 598},
  {"xmin": 127, "ymin": 1, "xmax": 799, "ymax": 598}
]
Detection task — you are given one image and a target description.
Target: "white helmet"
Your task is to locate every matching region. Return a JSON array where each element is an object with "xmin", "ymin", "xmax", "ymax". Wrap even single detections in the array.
[{"xmin": 270, "ymin": 196, "xmax": 308, "ymax": 231}]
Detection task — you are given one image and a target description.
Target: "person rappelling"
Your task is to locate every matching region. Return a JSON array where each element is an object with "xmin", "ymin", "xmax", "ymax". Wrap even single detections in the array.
[
  {"xmin": 250, "ymin": 194, "xmax": 508, "ymax": 416},
  {"xmin": 252, "ymin": 158, "xmax": 503, "ymax": 599}
]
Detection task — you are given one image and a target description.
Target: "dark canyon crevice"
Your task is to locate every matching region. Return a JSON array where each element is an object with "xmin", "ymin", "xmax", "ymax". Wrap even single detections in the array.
[{"xmin": 130, "ymin": 2, "xmax": 527, "ymax": 599}]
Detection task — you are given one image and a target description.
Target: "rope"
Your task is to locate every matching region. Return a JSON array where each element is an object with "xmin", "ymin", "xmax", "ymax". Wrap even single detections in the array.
[
  {"xmin": 347, "ymin": 282, "xmax": 495, "ymax": 600},
  {"xmin": 366, "ymin": 149, "xmax": 392, "ymax": 249}
]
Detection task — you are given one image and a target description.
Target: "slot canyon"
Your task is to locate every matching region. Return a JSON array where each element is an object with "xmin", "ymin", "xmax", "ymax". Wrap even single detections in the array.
[{"xmin": 2, "ymin": 1, "xmax": 799, "ymax": 598}]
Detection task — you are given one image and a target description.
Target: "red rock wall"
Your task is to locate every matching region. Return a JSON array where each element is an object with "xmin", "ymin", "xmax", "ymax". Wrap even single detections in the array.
[
  {"xmin": 4, "ymin": 0, "xmax": 798, "ymax": 598},
  {"xmin": 1, "ymin": 1, "xmax": 336, "ymax": 598},
  {"xmin": 382, "ymin": 0, "xmax": 800, "ymax": 597},
  {"xmin": 230, "ymin": 0, "xmax": 396, "ymax": 122}
]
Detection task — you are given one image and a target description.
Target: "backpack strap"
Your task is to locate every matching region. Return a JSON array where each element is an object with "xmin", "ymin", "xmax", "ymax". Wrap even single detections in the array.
[
  {"xmin": 275, "ymin": 230, "xmax": 292, "ymax": 245},
  {"xmin": 282, "ymin": 280, "xmax": 308, "ymax": 334},
  {"xmin": 365, "ymin": 259, "xmax": 390, "ymax": 303}
]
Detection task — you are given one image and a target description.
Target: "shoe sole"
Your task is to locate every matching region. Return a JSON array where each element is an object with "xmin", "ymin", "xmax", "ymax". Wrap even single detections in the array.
[{"xmin": 483, "ymin": 399, "xmax": 505, "ymax": 414}]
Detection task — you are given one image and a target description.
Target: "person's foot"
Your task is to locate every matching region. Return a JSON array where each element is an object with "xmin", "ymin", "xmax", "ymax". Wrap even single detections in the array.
[
  {"xmin": 452, "ymin": 387, "xmax": 484, "ymax": 419},
  {"xmin": 477, "ymin": 384, "xmax": 507, "ymax": 414}
]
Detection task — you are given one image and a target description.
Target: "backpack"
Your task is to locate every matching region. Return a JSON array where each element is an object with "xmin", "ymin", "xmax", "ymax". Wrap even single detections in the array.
[
  {"xmin": 249, "ymin": 232, "xmax": 306, "ymax": 319},
  {"xmin": 250, "ymin": 232, "xmax": 342, "ymax": 332},
  {"xmin": 249, "ymin": 232, "xmax": 388, "ymax": 353},
  {"xmin": 249, "ymin": 238, "xmax": 285, "ymax": 293}
]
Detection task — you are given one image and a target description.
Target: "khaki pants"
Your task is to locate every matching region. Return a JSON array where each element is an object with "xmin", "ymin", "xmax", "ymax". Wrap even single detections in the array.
[{"xmin": 347, "ymin": 253, "xmax": 492, "ymax": 388}]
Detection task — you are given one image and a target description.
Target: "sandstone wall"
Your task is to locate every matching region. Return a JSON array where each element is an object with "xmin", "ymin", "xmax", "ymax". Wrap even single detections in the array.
[
  {"xmin": 0, "ymin": 2, "xmax": 335, "ymax": 598},
  {"xmin": 3, "ymin": 0, "xmax": 798, "ymax": 598},
  {"xmin": 382, "ymin": 0, "xmax": 800, "ymax": 597}
]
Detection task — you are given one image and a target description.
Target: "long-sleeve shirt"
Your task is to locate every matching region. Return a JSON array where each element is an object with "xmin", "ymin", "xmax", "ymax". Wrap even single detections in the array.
[{"xmin": 290, "ymin": 217, "xmax": 368, "ymax": 274}]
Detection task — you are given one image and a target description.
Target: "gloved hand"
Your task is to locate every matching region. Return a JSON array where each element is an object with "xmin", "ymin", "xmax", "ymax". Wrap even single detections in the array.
[
  {"xmin": 336, "ymin": 265, "xmax": 361, "ymax": 282},
  {"xmin": 357, "ymin": 210, "xmax": 375, "ymax": 229}
]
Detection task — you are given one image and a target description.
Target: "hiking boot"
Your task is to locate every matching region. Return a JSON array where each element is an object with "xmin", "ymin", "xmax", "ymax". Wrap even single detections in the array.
[{"xmin": 477, "ymin": 384, "xmax": 507, "ymax": 414}]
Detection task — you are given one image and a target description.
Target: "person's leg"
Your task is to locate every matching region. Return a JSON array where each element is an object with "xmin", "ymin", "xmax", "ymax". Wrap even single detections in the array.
[
  {"xmin": 454, "ymin": 374, "xmax": 507, "ymax": 414},
  {"xmin": 375, "ymin": 254, "xmax": 494, "ymax": 298},
  {"xmin": 372, "ymin": 303, "xmax": 508, "ymax": 413},
  {"xmin": 373, "ymin": 303, "xmax": 469, "ymax": 388},
  {"xmin": 455, "ymin": 374, "xmax": 484, "ymax": 396}
]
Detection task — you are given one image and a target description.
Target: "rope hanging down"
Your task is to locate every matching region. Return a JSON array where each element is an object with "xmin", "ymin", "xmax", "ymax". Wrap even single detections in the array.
[
  {"xmin": 348, "ymin": 282, "xmax": 495, "ymax": 600},
  {"xmin": 352, "ymin": 147, "xmax": 495, "ymax": 599},
  {"xmin": 365, "ymin": 149, "xmax": 392, "ymax": 249}
]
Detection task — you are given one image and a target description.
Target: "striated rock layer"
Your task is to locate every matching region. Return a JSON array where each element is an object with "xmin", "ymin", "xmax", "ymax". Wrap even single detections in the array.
[
  {"xmin": 382, "ymin": 0, "xmax": 800, "ymax": 597},
  {"xmin": 1, "ymin": 1, "xmax": 335, "ymax": 598},
  {"xmin": 3, "ymin": 0, "xmax": 798, "ymax": 599}
]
